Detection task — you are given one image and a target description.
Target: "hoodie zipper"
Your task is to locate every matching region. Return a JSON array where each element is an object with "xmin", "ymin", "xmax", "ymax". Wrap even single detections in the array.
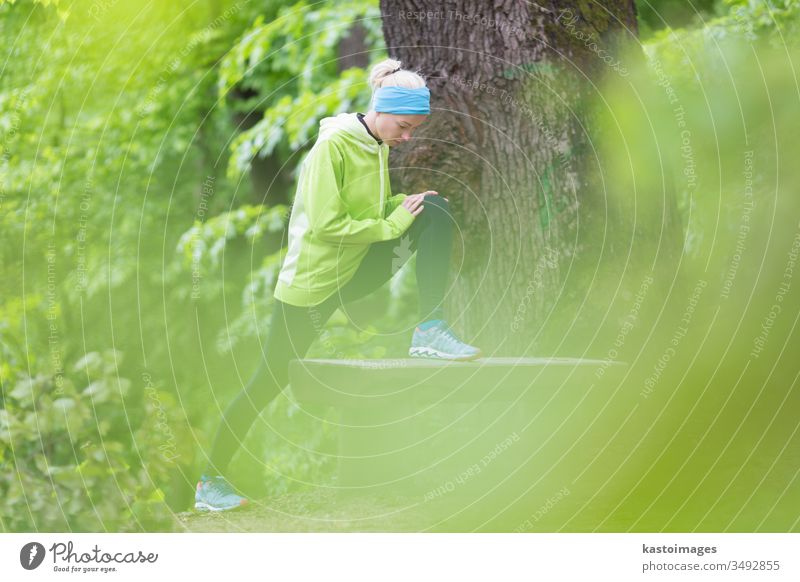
[
  {"xmin": 320, "ymin": 113, "xmax": 386, "ymax": 217},
  {"xmin": 378, "ymin": 145, "xmax": 385, "ymax": 213}
]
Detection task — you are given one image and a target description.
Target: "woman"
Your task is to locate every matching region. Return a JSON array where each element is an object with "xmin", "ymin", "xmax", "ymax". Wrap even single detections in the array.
[{"xmin": 194, "ymin": 59, "xmax": 481, "ymax": 512}]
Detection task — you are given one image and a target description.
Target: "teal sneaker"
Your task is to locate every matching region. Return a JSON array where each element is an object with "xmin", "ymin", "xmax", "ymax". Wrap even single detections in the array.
[
  {"xmin": 194, "ymin": 474, "xmax": 249, "ymax": 512},
  {"xmin": 409, "ymin": 320, "xmax": 482, "ymax": 361}
]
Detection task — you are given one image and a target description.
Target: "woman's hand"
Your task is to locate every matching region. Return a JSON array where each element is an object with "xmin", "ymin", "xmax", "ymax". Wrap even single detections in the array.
[{"xmin": 401, "ymin": 190, "xmax": 449, "ymax": 217}]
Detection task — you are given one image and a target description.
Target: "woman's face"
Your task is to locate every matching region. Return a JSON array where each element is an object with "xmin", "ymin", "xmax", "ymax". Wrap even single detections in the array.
[{"xmin": 375, "ymin": 113, "xmax": 427, "ymax": 147}]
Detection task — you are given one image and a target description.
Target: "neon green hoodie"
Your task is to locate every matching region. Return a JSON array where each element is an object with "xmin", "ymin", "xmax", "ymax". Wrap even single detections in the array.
[{"xmin": 273, "ymin": 112, "xmax": 415, "ymax": 307}]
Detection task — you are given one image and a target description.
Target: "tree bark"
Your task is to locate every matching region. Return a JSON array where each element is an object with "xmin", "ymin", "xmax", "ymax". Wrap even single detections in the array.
[{"xmin": 380, "ymin": 0, "xmax": 683, "ymax": 355}]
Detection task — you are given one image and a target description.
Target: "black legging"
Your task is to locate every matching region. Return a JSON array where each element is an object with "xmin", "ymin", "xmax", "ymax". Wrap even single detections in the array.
[{"xmin": 203, "ymin": 194, "xmax": 454, "ymax": 478}]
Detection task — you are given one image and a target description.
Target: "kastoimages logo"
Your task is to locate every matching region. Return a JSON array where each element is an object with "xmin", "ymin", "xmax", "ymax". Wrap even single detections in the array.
[{"xmin": 20, "ymin": 542, "xmax": 46, "ymax": 570}]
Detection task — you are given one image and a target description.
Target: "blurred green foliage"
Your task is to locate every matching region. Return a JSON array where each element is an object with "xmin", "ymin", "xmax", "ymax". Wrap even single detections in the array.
[
  {"xmin": 218, "ymin": 0, "xmax": 384, "ymax": 178},
  {"xmin": 636, "ymin": 0, "xmax": 727, "ymax": 39},
  {"xmin": 0, "ymin": 0, "xmax": 405, "ymax": 531}
]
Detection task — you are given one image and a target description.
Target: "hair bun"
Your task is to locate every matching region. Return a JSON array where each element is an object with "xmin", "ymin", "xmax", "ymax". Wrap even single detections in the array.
[
  {"xmin": 366, "ymin": 58, "xmax": 427, "ymax": 100},
  {"xmin": 368, "ymin": 58, "xmax": 403, "ymax": 90}
]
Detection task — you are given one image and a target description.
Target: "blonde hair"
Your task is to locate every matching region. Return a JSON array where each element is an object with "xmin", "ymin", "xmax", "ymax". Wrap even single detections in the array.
[{"xmin": 368, "ymin": 58, "xmax": 427, "ymax": 92}]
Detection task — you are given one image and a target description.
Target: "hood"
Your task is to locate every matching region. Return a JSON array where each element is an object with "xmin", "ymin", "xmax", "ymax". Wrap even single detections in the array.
[
  {"xmin": 318, "ymin": 112, "xmax": 388, "ymax": 210},
  {"xmin": 318, "ymin": 112, "xmax": 380, "ymax": 151}
]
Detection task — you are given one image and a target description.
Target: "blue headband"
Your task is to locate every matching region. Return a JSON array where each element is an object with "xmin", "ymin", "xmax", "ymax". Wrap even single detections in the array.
[{"xmin": 372, "ymin": 86, "xmax": 430, "ymax": 115}]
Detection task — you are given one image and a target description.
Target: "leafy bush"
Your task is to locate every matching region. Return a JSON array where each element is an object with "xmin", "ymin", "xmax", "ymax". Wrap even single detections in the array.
[{"xmin": 1, "ymin": 350, "xmax": 185, "ymax": 531}]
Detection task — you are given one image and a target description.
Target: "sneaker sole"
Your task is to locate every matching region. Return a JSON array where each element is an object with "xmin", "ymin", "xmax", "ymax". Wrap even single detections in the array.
[
  {"xmin": 194, "ymin": 500, "xmax": 248, "ymax": 512},
  {"xmin": 409, "ymin": 346, "xmax": 482, "ymax": 361}
]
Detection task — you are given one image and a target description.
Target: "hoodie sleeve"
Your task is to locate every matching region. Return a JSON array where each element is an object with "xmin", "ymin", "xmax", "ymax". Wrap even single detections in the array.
[
  {"xmin": 303, "ymin": 139, "xmax": 415, "ymax": 245},
  {"xmin": 384, "ymin": 193, "xmax": 408, "ymax": 216}
]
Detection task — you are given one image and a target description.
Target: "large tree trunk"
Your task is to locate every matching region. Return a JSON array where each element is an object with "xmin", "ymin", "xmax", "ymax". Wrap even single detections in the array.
[{"xmin": 381, "ymin": 0, "xmax": 684, "ymax": 356}]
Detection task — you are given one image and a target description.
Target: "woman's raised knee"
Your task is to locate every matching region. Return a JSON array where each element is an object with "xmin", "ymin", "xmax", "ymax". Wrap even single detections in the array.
[
  {"xmin": 422, "ymin": 194, "xmax": 451, "ymax": 215},
  {"xmin": 423, "ymin": 193, "xmax": 449, "ymax": 205}
]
